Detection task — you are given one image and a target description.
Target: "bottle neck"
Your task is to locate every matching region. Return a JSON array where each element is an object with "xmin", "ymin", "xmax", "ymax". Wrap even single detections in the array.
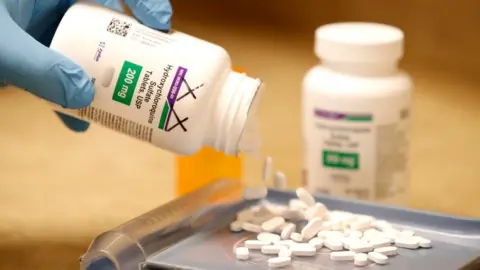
[
  {"xmin": 205, "ymin": 71, "xmax": 263, "ymax": 156},
  {"xmin": 322, "ymin": 60, "xmax": 399, "ymax": 76}
]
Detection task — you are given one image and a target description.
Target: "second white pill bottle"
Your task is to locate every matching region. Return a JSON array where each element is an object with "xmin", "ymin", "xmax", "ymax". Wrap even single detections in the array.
[
  {"xmin": 302, "ymin": 22, "xmax": 413, "ymax": 203},
  {"xmin": 49, "ymin": 2, "xmax": 263, "ymax": 156}
]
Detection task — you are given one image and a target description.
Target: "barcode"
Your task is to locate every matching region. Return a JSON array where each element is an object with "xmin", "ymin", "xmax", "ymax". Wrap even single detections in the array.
[
  {"xmin": 78, "ymin": 107, "xmax": 153, "ymax": 142},
  {"xmin": 107, "ymin": 18, "xmax": 131, "ymax": 37}
]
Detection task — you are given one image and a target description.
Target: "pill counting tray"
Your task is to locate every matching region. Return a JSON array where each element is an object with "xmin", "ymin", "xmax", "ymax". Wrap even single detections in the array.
[{"xmin": 80, "ymin": 179, "xmax": 480, "ymax": 270}]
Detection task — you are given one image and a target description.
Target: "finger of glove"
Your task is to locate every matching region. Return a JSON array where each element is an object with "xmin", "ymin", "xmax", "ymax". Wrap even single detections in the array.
[
  {"xmin": 56, "ymin": 111, "xmax": 90, "ymax": 132},
  {"xmin": 124, "ymin": 0, "xmax": 172, "ymax": 30},
  {"xmin": 90, "ymin": 0, "xmax": 125, "ymax": 12},
  {"xmin": 0, "ymin": 8, "xmax": 94, "ymax": 109}
]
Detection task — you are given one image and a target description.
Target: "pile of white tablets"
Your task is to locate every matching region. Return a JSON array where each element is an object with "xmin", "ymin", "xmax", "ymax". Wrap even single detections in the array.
[{"xmin": 235, "ymin": 160, "xmax": 432, "ymax": 268}]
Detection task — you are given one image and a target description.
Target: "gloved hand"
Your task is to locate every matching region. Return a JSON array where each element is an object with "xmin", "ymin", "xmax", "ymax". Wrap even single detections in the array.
[{"xmin": 0, "ymin": 0, "xmax": 172, "ymax": 132}]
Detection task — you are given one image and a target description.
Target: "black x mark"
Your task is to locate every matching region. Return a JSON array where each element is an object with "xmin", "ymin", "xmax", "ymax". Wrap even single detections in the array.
[
  {"xmin": 166, "ymin": 108, "xmax": 188, "ymax": 132},
  {"xmin": 176, "ymin": 79, "xmax": 204, "ymax": 102}
]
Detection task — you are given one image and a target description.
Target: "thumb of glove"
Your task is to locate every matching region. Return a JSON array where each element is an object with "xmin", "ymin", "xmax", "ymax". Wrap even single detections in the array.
[{"xmin": 0, "ymin": 12, "xmax": 94, "ymax": 109}]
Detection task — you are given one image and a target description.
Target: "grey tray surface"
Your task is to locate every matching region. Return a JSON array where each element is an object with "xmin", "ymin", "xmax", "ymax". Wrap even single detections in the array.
[{"xmin": 145, "ymin": 189, "xmax": 480, "ymax": 270}]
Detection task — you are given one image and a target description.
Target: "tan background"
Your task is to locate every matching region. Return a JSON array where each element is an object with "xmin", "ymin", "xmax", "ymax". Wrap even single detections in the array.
[{"xmin": 0, "ymin": 0, "xmax": 479, "ymax": 269}]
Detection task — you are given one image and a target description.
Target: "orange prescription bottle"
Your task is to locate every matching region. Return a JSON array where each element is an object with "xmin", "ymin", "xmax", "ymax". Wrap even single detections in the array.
[{"xmin": 176, "ymin": 148, "xmax": 243, "ymax": 195}]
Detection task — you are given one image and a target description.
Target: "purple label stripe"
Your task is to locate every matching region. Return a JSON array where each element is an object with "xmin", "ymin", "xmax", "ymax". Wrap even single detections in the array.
[
  {"xmin": 315, "ymin": 109, "xmax": 346, "ymax": 120},
  {"xmin": 164, "ymin": 66, "xmax": 187, "ymax": 128},
  {"xmin": 314, "ymin": 109, "xmax": 372, "ymax": 122}
]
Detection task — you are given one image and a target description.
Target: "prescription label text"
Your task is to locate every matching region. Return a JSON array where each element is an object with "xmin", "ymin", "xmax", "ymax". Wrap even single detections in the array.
[{"xmin": 113, "ymin": 61, "xmax": 143, "ymax": 106}]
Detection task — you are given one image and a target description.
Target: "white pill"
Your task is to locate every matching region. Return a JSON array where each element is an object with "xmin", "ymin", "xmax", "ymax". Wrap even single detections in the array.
[
  {"xmin": 354, "ymin": 253, "xmax": 369, "ymax": 266},
  {"xmin": 370, "ymin": 238, "xmax": 392, "ymax": 248},
  {"xmin": 276, "ymin": 240, "xmax": 294, "ymax": 247},
  {"xmin": 331, "ymin": 221, "xmax": 345, "ymax": 231},
  {"xmin": 230, "ymin": 221, "xmax": 243, "ymax": 232},
  {"xmin": 268, "ymin": 257, "xmax": 291, "ymax": 268},
  {"xmin": 262, "ymin": 216, "xmax": 285, "ymax": 232},
  {"xmin": 275, "ymin": 222, "xmax": 288, "ymax": 234},
  {"xmin": 382, "ymin": 230, "xmax": 399, "ymax": 242},
  {"xmin": 290, "ymin": 232, "xmax": 303, "ymax": 242},
  {"xmin": 308, "ymin": 237, "xmax": 324, "ymax": 249},
  {"xmin": 382, "ymin": 235, "xmax": 396, "ymax": 243},
  {"xmin": 384, "ymin": 228, "xmax": 400, "ymax": 236},
  {"xmin": 329, "ymin": 211, "xmax": 356, "ymax": 223},
  {"xmin": 242, "ymin": 222, "xmax": 262, "ymax": 233},
  {"xmin": 251, "ymin": 205, "xmax": 273, "ymax": 217},
  {"xmin": 281, "ymin": 209, "xmax": 306, "ymax": 221},
  {"xmin": 373, "ymin": 231, "xmax": 393, "ymax": 240},
  {"xmin": 413, "ymin": 236, "xmax": 432, "ymax": 248},
  {"xmin": 236, "ymin": 209, "xmax": 255, "ymax": 222},
  {"xmin": 319, "ymin": 221, "xmax": 332, "ymax": 231},
  {"xmin": 273, "ymin": 171, "xmax": 287, "ymax": 190},
  {"xmin": 249, "ymin": 204, "xmax": 267, "ymax": 214},
  {"xmin": 265, "ymin": 204, "xmax": 289, "ymax": 217},
  {"xmin": 296, "ymin": 187, "xmax": 316, "ymax": 206},
  {"xmin": 278, "ymin": 247, "xmax": 292, "ymax": 257},
  {"xmin": 399, "ymin": 230, "xmax": 415, "ymax": 237},
  {"xmin": 292, "ymin": 243, "xmax": 315, "ymax": 248},
  {"xmin": 280, "ymin": 223, "xmax": 296, "ymax": 240},
  {"xmin": 363, "ymin": 228, "xmax": 380, "ymax": 237},
  {"xmin": 251, "ymin": 214, "xmax": 275, "ymax": 225},
  {"xmin": 350, "ymin": 219, "xmax": 372, "ymax": 231},
  {"xmin": 290, "ymin": 244, "xmax": 317, "ymax": 256},
  {"xmin": 356, "ymin": 215, "xmax": 375, "ymax": 223},
  {"xmin": 250, "ymin": 205, "xmax": 263, "ymax": 212},
  {"xmin": 349, "ymin": 242, "xmax": 373, "ymax": 253},
  {"xmin": 304, "ymin": 203, "xmax": 328, "ymax": 220},
  {"xmin": 395, "ymin": 237, "xmax": 420, "ymax": 249},
  {"xmin": 374, "ymin": 246, "xmax": 398, "ymax": 256},
  {"xmin": 344, "ymin": 214, "xmax": 359, "ymax": 224},
  {"xmin": 262, "ymin": 156, "xmax": 273, "ymax": 182},
  {"xmin": 342, "ymin": 237, "xmax": 362, "ymax": 250},
  {"xmin": 372, "ymin": 220, "xmax": 392, "ymax": 231},
  {"xmin": 345, "ymin": 230, "xmax": 362, "ymax": 238},
  {"xmin": 257, "ymin": 232, "xmax": 281, "ymax": 243},
  {"xmin": 235, "ymin": 247, "xmax": 249, "ymax": 260},
  {"xmin": 368, "ymin": 251, "xmax": 388, "ymax": 265},
  {"xmin": 360, "ymin": 236, "xmax": 370, "ymax": 243},
  {"xmin": 318, "ymin": 230, "xmax": 344, "ymax": 239},
  {"xmin": 301, "ymin": 217, "xmax": 323, "ymax": 241},
  {"xmin": 325, "ymin": 238, "xmax": 344, "ymax": 251},
  {"xmin": 289, "ymin": 199, "xmax": 309, "ymax": 210},
  {"xmin": 245, "ymin": 240, "xmax": 270, "ymax": 249},
  {"xmin": 261, "ymin": 245, "xmax": 283, "ymax": 255},
  {"xmin": 330, "ymin": 251, "xmax": 355, "ymax": 261},
  {"xmin": 243, "ymin": 186, "xmax": 268, "ymax": 200}
]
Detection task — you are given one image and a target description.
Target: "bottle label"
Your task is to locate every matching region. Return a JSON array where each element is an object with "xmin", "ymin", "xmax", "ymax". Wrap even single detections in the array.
[
  {"xmin": 106, "ymin": 16, "xmax": 176, "ymax": 48},
  {"xmin": 51, "ymin": 9, "xmax": 214, "ymax": 152},
  {"xmin": 77, "ymin": 61, "xmax": 195, "ymax": 144},
  {"xmin": 305, "ymin": 107, "xmax": 410, "ymax": 202},
  {"xmin": 112, "ymin": 61, "xmax": 143, "ymax": 106}
]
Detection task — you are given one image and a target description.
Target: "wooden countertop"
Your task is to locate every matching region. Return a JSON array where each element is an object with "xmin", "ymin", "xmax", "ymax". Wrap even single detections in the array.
[{"xmin": 1, "ymin": 20, "xmax": 479, "ymax": 269}]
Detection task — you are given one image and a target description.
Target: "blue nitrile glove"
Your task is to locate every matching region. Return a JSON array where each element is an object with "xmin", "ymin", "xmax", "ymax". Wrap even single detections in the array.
[{"xmin": 0, "ymin": 0, "xmax": 172, "ymax": 132}]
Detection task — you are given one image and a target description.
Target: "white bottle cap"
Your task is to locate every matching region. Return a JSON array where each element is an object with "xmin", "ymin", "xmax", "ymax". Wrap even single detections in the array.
[{"xmin": 314, "ymin": 22, "xmax": 404, "ymax": 62}]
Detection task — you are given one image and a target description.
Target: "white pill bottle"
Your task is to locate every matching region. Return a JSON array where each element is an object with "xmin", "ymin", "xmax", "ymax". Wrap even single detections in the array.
[
  {"xmin": 302, "ymin": 22, "xmax": 413, "ymax": 203},
  {"xmin": 49, "ymin": 2, "xmax": 263, "ymax": 156}
]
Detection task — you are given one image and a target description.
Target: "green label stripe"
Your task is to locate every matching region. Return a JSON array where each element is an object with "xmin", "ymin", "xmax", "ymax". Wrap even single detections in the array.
[
  {"xmin": 112, "ymin": 61, "xmax": 143, "ymax": 106},
  {"xmin": 344, "ymin": 115, "xmax": 373, "ymax": 122},
  {"xmin": 323, "ymin": 150, "xmax": 359, "ymax": 170},
  {"xmin": 159, "ymin": 101, "xmax": 170, "ymax": 130},
  {"xmin": 315, "ymin": 109, "xmax": 372, "ymax": 122}
]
